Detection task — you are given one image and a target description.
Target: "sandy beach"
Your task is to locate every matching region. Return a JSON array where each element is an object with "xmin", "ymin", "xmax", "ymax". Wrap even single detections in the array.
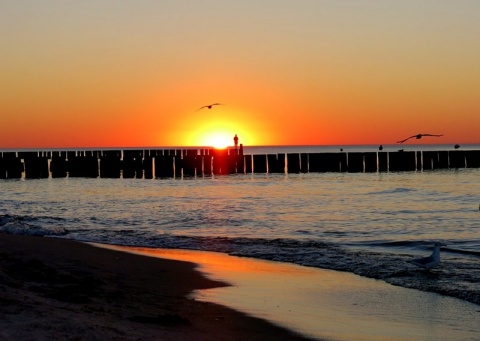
[
  {"xmin": 2, "ymin": 233, "xmax": 480, "ymax": 341},
  {"xmin": 0, "ymin": 233, "xmax": 312, "ymax": 341},
  {"xmin": 105, "ymin": 246, "xmax": 480, "ymax": 341}
]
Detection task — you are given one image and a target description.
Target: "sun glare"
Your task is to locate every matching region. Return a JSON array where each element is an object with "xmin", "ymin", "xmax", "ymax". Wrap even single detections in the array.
[
  {"xmin": 202, "ymin": 132, "xmax": 232, "ymax": 149},
  {"xmin": 185, "ymin": 113, "xmax": 259, "ymax": 148}
]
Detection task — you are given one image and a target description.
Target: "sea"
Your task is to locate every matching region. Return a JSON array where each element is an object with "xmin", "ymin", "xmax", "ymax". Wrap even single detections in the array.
[{"xmin": 1, "ymin": 144, "xmax": 479, "ymax": 306}]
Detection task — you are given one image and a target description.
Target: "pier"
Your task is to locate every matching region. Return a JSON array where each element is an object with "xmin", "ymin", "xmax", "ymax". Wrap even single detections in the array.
[{"xmin": 0, "ymin": 147, "xmax": 479, "ymax": 179}]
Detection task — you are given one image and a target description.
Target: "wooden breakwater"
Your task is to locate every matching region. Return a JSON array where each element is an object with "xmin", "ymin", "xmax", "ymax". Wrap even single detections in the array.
[{"xmin": 0, "ymin": 148, "xmax": 479, "ymax": 179}]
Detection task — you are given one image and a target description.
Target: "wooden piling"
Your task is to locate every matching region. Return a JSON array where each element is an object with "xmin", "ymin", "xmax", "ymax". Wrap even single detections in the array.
[
  {"xmin": 122, "ymin": 150, "xmax": 144, "ymax": 179},
  {"xmin": 364, "ymin": 152, "xmax": 377, "ymax": 172},
  {"xmin": 378, "ymin": 152, "xmax": 388, "ymax": 172},
  {"xmin": 236, "ymin": 155, "xmax": 245, "ymax": 174},
  {"xmin": 347, "ymin": 153, "xmax": 364, "ymax": 173},
  {"xmin": 1, "ymin": 148, "xmax": 479, "ymax": 179},
  {"xmin": 422, "ymin": 151, "xmax": 448, "ymax": 170},
  {"xmin": 100, "ymin": 151, "xmax": 121, "ymax": 178},
  {"xmin": 0, "ymin": 154, "xmax": 6, "ymax": 179},
  {"xmin": 212, "ymin": 149, "xmax": 236, "ymax": 175},
  {"xmin": 143, "ymin": 156, "xmax": 153, "ymax": 179},
  {"xmin": 267, "ymin": 154, "xmax": 285, "ymax": 173},
  {"xmin": 300, "ymin": 153, "xmax": 308, "ymax": 173},
  {"xmin": 50, "ymin": 152, "xmax": 68, "ymax": 178},
  {"xmin": 253, "ymin": 154, "xmax": 267, "ymax": 173},
  {"xmin": 437, "ymin": 151, "xmax": 450, "ymax": 169},
  {"xmin": 416, "ymin": 151, "xmax": 422, "ymax": 171},
  {"xmin": 286, "ymin": 154, "xmax": 300, "ymax": 173},
  {"xmin": 182, "ymin": 155, "xmax": 199, "ymax": 177},
  {"xmin": 154, "ymin": 155, "xmax": 174, "ymax": 178},
  {"xmin": 203, "ymin": 155, "xmax": 213, "ymax": 175},
  {"xmin": 226, "ymin": 155, "xmax": 238, "ymax": 175},
  {"xmin": 465, "ymin": 150, "xmax": 480, "ymax": 168},
  {"xmin": 308, "ymin": 153, "xmax": 346, "ymax": 172},
  {"xmin": 22, "ymin": 153, "xmax": 49, "ymax": 179},
  {"xmin": 68, "ymin": 152, "xmax": 99, "ymax": 178},
  {"xmin": 3, "ymin": 152, "xmax": 23, "ymax": 179},
  {"xmin": 449, "ymin": 151, "xmax": 466, "ymax": 169},
  {"xmin": 244, "ymin": 155, "xmax": 253, "ymax": 174},
  {"xmin": 388, "ymin": 151, "xmax": 416, "ymax": 172}
]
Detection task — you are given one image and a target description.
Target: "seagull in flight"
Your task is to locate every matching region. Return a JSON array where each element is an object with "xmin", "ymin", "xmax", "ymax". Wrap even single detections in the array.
[
  {"xmin": 196, "ymin": 103, "xmax": 224, "ymax": 111},
  {"xmin": 407, "ymin": 242, "xmax": 446, "ymax": 270},
  {"xmin": 397, "ymin": 133, "xmax": 443, "ymax": 144}
]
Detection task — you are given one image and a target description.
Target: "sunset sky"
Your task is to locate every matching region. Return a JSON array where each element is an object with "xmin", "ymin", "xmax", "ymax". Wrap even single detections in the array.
[{"xmin": 1, "ymin": 1, "xmax": 479, "ymax": 148}]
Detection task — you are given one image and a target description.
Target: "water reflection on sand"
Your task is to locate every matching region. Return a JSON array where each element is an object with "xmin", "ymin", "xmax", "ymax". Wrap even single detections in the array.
[{"xmin": 101, "ymin": 246, "xmax": 480, "ymax": 341}]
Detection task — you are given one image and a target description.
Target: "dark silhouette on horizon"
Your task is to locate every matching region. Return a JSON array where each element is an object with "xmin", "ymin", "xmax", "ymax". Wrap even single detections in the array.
[
  {"xmin": 196, "ymin": 103, "xmax": 224, "ymax": 111},
  {"xmin": 396, "ymin": 133, "xmax": 443, "ymax": 144},
  {"xmin": 454, "ymin": 144, "xmax": 460, "ymax": 149},
  {"xmin": 233, "ymin": 134, "xmax": 239, "ymax": 148}
]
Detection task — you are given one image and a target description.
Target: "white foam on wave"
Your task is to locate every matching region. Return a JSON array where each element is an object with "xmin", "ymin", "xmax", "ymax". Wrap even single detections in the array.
[{"xmin": 0, "ymin": 214, "xmax": 68, "ymax": 236}]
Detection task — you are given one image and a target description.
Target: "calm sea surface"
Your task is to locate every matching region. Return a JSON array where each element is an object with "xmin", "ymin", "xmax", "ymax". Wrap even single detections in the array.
[{"xmin": 1, "ymin": 145, "xmax": 479, "ymax": 306}]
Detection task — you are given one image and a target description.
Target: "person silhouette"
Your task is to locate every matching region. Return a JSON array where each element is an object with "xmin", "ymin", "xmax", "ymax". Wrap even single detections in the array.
[{"xmin": 233, "ymin": 134, "xmax": 239, "ymax": 149}]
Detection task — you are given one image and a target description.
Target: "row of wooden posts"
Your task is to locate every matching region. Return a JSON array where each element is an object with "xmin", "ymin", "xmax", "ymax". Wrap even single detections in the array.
[{"xmin": 0, "ymin": 148, "xmax": 479, "ymax": 179}]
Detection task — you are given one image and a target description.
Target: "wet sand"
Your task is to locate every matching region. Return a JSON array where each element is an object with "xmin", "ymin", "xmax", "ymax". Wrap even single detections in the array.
[
  {"xmin": 106, "ymin": 246, "xmax": 480, "ymax": 341},
  {"xmin": 0, "ymin": 233, "xmax": 312, "ymax": 340},
  {"xmin": 2, "ymin": 234, "xmax": 479, "ymax": 341}
]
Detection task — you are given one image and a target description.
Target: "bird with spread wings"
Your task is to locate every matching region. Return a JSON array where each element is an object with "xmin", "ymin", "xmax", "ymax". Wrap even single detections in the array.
[
  {"xmin": 397, "ymin": 133, "xmax": 443, "ymax": 144},
  {"xmin": 196, "ymin": 103, "xmax": 224, "ymax": 111}
]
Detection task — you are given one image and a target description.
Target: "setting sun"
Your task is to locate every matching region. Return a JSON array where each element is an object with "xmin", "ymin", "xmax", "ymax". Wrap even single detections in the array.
[
  {"xmin": 181, "ymin": 113, "xmax": 260, "ymax": 148},
  {"xmin": 200, "ymin": 131, "xmax": 232, "ymax": 149}
]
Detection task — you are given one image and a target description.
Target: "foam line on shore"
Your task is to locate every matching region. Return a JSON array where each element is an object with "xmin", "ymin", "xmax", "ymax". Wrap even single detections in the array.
[{"xmin": 103, "ymin": 245, "xmax": 480, "ymax": 341}]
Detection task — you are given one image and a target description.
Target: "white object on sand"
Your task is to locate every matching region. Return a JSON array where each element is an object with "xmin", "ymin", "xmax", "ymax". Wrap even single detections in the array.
[{"xmin": 407, "ymin": 242, "xmax": 446, "ymax": 270}]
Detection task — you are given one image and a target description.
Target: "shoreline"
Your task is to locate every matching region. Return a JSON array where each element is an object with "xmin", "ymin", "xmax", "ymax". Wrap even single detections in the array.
[
  {"xmin": 102, "ymin": 245, "xmax": 480, "ymax": 341},
  {"xmin": 0, "ymin": 233, "xmax": 313, "ymax": 340},
  {"xmin": 2, "ymin": 233, "xmax": 480, "ymax": 341}
]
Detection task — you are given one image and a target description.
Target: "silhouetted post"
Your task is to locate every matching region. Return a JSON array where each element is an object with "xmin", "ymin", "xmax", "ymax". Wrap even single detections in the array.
[
  {"xmin": 378, "ymin": 152, "xmax": 388, "ymax": 172},
  {"xmin": 347, "ymin": 153, "xmax": 364, "ymax": 173},
  {"xmin": 253, "ymin": 155, "xmax": 267, "ymax": 173},
  {"xmin": 213, "ymin": 149, "xmax": 228, "ymax": 175},
  {"xmin": 465, "ymin": 151, "xmax": 480, "ymax": 168},
  {"xmin": 244, "ymin": 154, "xmax": 253, "ymax": 173},
  {"xmin": 19, "ymin": 152, "xmax": 49, "ymax": 179},
  {"xmin": 203, "ymin": 155, "xmax": 213, "ymax": 175},
  {"xmin": 286, "ymin": 154, "xmax": 300, "ymax": 173},
  {"xmin": 143, "ymin": 152, "xmax": 154, "ymax": 179},
  {"xmin": 0, "ymin": 154, "xmax": 6, "ymax": 179},
  {"xmin": 267, "ymin": 154, "xmax": 284, "ymax": 173},
  {"xmin": 364, "ymin": 152, "xmax": 377, "ymax": 172},
  {"xmin": 182, "ymin": 152, "xmax": 198, "ymax": 177},
  {"xmin": 388, "ymin": 151, "xmax": 416, "ymax": 172},
  {"xmin": 122, "ymin": 150, "xmax": 144, "ymax": 179},
  {"xmin": 300, "ymin": 153, "xmax": 308, "ymax": 173},
  {"xmin": 449, "ymin": 151, "xmax": 466, "ymax": 169},
  {"xmin": 155, "ymin": 154, "xmax": 175, "ymax": 178},
  {"xmin": 100, "ymin": 150, "xmax": 121, "ymax": 178},
  {"xmin": 50, "ymin": 152, "xmax": 68, "ymax": 178},
  {"xmin": 308, "ymin": 153, "xmax": 345, "ymax": 172},
  {"xmin": 3, "ymin": 152, "xmax": 23, "ymax": 178}
]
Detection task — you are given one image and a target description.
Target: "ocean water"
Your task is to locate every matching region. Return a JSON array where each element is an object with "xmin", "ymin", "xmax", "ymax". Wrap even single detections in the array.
[{"xmin": 1, "ymin": 145, "xmax": 479, "ymax": 306}]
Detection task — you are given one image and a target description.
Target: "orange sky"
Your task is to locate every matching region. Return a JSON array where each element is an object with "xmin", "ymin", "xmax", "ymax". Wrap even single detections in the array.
[{"xmin": 1, "ymin": 1, "xmax": 479, "ymax": 149}]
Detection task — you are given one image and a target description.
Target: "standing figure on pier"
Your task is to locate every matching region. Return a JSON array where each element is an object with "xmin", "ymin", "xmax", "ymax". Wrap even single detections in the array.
[{"xmin": 233, "ymin": 134, "xmax": 239, "ymax": 149}]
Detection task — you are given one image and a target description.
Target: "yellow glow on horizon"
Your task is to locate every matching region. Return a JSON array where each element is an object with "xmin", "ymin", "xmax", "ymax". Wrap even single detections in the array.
[
  {"xmin": 180, "ymin": 110, "xmax": 260, "ymax": 147},
  {"xmin": 200, "ymin": 131, "xmax": 232, "ymax": 149}
]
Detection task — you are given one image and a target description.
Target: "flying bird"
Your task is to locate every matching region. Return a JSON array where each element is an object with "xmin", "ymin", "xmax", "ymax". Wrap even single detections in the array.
[
  {"xmin": 196, "ymin": 103, "xmax": 224, "ymax": 111},
  {"xmin": 397, "ymin": 133, "xmax": 443, "ymax": 144},
  {"xmin": 407, "ymin": 242, "xmax": 446, "ymax": 270}
]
